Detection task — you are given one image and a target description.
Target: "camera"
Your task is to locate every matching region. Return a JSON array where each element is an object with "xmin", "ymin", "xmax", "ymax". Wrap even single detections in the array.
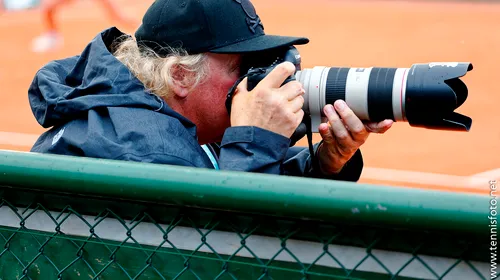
[{"xmin": 227, "ymin": 46, "xmax": 473, "ymax": 133}]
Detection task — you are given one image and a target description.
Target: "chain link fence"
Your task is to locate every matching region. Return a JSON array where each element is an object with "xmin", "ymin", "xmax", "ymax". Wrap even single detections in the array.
[
  {"xmin": 0, "ymin": 189, "xmax": 489, "ymax": 280},
  {"xmin": 0, "ymin": 150, "xmax": 491, "ymax": 280}
]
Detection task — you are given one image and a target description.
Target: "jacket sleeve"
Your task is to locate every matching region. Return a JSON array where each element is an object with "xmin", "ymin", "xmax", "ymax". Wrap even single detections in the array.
[
  {"xmin": 217, "ymin": 126, "xmax": 291, "ymax": 174},
  {"xmin": 217, "ymin": 126, "xmax": 363, "ymax": 182}
]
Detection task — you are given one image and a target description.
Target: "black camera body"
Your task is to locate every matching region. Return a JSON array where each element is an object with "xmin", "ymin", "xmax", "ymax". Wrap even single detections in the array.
[
  {"xmin": 224, "ymin": 47, "xmax": 310, "ymax": 147},
  {"xmin": 225, "ymin": 46, "xmax": 302, "ymax": 115},
  {"xmin": 246, "ymin": 47, "xmax": 302, "ymax": 91}
]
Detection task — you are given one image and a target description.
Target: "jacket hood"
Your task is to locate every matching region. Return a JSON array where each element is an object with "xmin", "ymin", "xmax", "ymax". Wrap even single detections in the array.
[{"xmin": 28, "ymin": 27, "xmax": 194, "ymax": 129}]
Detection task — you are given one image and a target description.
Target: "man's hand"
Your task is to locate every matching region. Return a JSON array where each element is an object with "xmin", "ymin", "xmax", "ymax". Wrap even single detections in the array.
[
  {"xmin": 317, "ymin": 100, "xmax": 393, "ymax": 175},
  {"xmin": 230, "ymin": 62, "xmax": 305, "ymax": 138}
]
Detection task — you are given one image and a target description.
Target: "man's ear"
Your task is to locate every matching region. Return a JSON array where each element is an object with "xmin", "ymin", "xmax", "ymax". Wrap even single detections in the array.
[{"xmin": 169, "ymin": 64, "xmax": 193, "ymax": 98}]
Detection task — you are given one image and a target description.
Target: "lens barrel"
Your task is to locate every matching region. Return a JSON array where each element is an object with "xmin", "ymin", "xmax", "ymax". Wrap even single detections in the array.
[{"xmin": 296, "ymin": 62, "xmax": 473, "ymax": 132}]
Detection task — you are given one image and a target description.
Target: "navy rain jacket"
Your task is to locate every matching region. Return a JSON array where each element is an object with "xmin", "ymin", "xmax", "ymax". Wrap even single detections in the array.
[{"xmin": 28, "ymin": 27, "xmax": 363, "ymax": 181}]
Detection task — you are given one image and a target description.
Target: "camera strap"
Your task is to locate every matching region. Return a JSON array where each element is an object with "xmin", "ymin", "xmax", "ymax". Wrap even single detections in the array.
[{"xmin": 303, "ymin": 114, "xmax": 319, "ymax": 171}]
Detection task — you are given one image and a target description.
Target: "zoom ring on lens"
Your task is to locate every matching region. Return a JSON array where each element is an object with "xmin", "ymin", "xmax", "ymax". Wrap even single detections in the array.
[{"xmin": 325, "ymin": 67, "xmax": 349, "ymax": 105}]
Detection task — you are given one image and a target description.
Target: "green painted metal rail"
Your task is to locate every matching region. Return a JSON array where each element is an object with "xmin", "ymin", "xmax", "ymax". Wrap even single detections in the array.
[
  {"xmin": 0, "ymin": 150, "xmax": 492, "ymax": 280},
  {"xmin": 0, "ymin": 150, "xmax": 488, "ymax": 233}
]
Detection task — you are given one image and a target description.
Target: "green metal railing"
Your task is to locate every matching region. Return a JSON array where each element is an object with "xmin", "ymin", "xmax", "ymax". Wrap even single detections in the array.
[{"xmin": 0, "ymin": 150, "xmax": 491, "ymax": 279}]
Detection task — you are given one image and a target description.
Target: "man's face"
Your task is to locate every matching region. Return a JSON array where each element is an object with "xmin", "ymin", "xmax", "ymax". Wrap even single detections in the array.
[{"xmin": 186, "ymin": 53, "xmax": 242, "ymax": 144}]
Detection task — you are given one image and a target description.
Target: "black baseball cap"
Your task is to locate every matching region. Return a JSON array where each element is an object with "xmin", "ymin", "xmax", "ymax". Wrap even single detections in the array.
[{"xmin": 134, "ymin": 0, "xmax": 309, "ymax": 55}]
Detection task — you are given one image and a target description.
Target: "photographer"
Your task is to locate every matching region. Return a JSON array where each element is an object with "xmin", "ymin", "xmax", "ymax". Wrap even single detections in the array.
[{"xmin": 28, "ymin": 0, "xmax": 392, "ymax": 181}]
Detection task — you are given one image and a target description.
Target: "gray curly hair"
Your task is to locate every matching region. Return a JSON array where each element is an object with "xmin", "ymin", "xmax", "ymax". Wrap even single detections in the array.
[{"xmin": 112, "ymin": 36, "xmax": 209, "ymax": 99}]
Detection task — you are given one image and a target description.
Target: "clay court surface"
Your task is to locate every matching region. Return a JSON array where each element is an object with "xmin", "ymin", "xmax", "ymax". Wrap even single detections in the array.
[{"xmin": 0, "ymin": 0, "xmax": 498, "ymax": 194}]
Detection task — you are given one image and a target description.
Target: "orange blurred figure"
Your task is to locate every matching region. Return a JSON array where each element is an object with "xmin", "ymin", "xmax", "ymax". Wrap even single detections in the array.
[{"xmin": 32, "ymin": 0, "xmax": 137, "ymax": 53}]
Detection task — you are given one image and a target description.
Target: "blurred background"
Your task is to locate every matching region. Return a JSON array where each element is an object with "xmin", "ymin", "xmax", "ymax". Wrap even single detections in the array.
[{"xmin": 0, "ymin": 0, "xmax": 498, "ymax": 193}]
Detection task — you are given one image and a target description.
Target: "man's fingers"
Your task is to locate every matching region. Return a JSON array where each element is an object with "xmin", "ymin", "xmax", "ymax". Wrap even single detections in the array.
[
  {"xmin": 333, "ymin": 100, "xmax": 368, "ymax": 142},
  {"xmin": 255, "ymin": 62, "xmax": 296, "ymax": 90},
  {"xmin": 365, "ymin": 119, "xmax": 394, "ymax": 133},
  {"xmin": 323, "ymin": 104, "xmax": 352, "ymax": 143},
  {"xmin": 280, "ymin": 81, "xmax": 305, "ymax": 101},
  {"xmin": 295, "ymin": 109, "xmax": 305, "ymax": 125},
  {"xmin": 318, "ymin": 122, "xmax": 336, "ymax": 145},
  {"xmin": 234, "ymin": 77, "xmax": 248, "ymax": 96},
  {"xmin": 289, "ymin": 95, "xmax": 304, "ymax": 113}
]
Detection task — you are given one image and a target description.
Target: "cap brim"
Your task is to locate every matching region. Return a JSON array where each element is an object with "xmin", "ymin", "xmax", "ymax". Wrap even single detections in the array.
[{"xmin": 209, "ymin": 35, "xmax": 309, "ymax": 54}]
